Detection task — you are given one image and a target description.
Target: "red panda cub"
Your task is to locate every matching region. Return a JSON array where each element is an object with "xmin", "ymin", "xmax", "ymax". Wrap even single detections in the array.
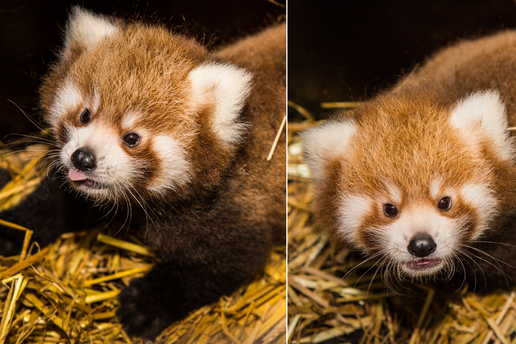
[
  {"xmin": 0, "ymin": 7, "xmax": 285, "ymax": 340},
  {"xmin": 301, "ymin": 31, "xmax": 516, "ymax": 291}
]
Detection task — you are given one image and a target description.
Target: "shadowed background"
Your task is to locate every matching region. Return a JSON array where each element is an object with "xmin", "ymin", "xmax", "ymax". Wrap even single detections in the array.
[
  {"xmin": 288, "ymin": 0, "xmax": 516, "ymax": 121},
  {"xmin": 0, "ymin": 0, "xmax": 284, "ymax": 139}
]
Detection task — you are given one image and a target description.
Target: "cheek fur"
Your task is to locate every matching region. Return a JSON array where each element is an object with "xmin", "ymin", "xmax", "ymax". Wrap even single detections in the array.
[
  {"xmin": 338, "ymin": 194, "xmax": 375, "ymax": 249},
  {"xmin": 357, "ymin": 211, "xmax": 395, "ymax": 252},
  {"xmin": 312, "ymin": 159, "xmax": 346, "ymax": 241},
  {"xmin": 437, "ymin": 198, "xmax": 477, "ymax": 240},
  {"xmin": 147, "ymin": 135, "xmax": 191, "ymax": 195},
  {"xmin": 55, "ymin": 121, "xmax": 69, "ymax": 145},
  {"xmin": 175, "ymin": 107, "xmax": 236, "ymax": 191},
  {"xmin": 121, "ymin": 141, "xmax": 159, "ymax": 190},
  {"xmin": 52, "ymin": 106, "xmax": 92, "ymax": 146},
  {"xmin": 459, "ymin": 184, "xmax": 498, "ymax": 239}
]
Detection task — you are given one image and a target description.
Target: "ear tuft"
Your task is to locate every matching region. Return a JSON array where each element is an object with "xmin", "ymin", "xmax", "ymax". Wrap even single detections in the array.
[
  {"xmin": 63, "ymin": 6, "xmax": 119, "ymax": 59},
  {"xmin": 450, "ymin": 90, "xmax": 514, "ymax": 161},
  {"xmin": 300, "ymin": 120, "xmax": 357, "ymax": 180},
  {"xmin": 188, "ymin": 63, "xmax": 253, "ymax": 148}
]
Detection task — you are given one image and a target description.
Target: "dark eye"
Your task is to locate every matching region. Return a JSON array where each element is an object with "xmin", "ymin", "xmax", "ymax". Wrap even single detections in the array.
[
  {"xmin": 123, "ymin": 132, "xmax": 140, "ymax": 147},
  {"xmin": 80, "ymin": 109, "xmax": 91, "ymax": 124},
  {"xmin": 438, "ymin": 197, "xmax": 452, "ymax": 211},
  {"xmin": 383, "ymin": 203, "xmax": 398, "ymax": 217}
]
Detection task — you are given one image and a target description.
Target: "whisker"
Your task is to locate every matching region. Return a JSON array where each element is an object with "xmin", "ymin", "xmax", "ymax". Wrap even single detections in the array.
[
  {"xmin": 343, "ymin": 251, "xmax": 383, "ymax": 280},
  {"xmin": 467, "ymin": 240, "xmax": 516, "ymax": 249},
  {"xmin": 6, "ymin": 99, "xmax": 45, "ymax": 131},
  {"xmin": 457, "ymin": 247, "xmax": 512, "ymax": 290},
  {"xmin": 462, "ymin": 244, "xmax": 516, "ymax": 269}
]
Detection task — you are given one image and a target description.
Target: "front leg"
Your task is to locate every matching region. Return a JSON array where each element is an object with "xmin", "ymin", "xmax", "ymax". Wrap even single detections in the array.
[
  {"xmin": 0, "ymin": 175, "xmax": 97, "ymax": 256},
  {"xmin": 116, "ymin": 254, "xmax": 269, "ymax": 340}
]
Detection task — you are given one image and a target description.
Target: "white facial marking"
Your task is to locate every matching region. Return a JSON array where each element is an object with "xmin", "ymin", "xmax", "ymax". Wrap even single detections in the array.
[
  {"xmin": 148, "ymin": 135, "xmax": 191, "ymax": 194},
  {"xmin": 49, "ymin": 80, "xmax": 83, "ymax": 127},
  {"xmin": 382, "ymin": 206, "xmax": 460, "ymax": 264},
  {"xmin": 301, "ymin": 120, "xmax": 357, "ymax": 181},
  {"xmin": 122, "ymin": 111, "xmax": 143, "ymax": 130},
  {"xmin": 91, "ymin": 88, "xmax": 101, "ymax": 113},
  {"xmin": 429, "ymin": 177, "xmax": 442, "ymax": 200},
  {"xmin": 460, "ymin": 183, "xmax": 497, "ymax": 239},
  {"xmin": 383, "ymin": 180, "xmax": 402, "ymax": 204},
  {"xmin": 338, "ymin": 194, "xmax": 373, "ymax": 248},
  {"xmin": 188, "ymin": 62, "xmax": 253, "ymax": 149},
  {"xmin": 450, "ymin": 90, "xmax": 514, "ymax": 161},
  {"xmin": 61, "ymin": 122, "xmax": 134, "ymax": 189}
]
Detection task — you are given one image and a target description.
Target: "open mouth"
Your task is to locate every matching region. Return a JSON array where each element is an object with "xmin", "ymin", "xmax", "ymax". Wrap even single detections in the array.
[
  {"xmin": 405, "ymin": 258, "xmax": 442, "ymax": 271},
  {"xmin": 68, "ymin": 169, "xmax": 104, "ymax": 190},
  {"xmin": 76, "ymin": 179, "xmax": 103, "ymax": 189}
]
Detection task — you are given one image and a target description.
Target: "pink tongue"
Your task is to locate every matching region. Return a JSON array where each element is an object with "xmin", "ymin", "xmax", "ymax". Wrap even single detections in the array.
[{"xmin": 69, "ymin": 169, "xmax": 88, "ymax": 181}]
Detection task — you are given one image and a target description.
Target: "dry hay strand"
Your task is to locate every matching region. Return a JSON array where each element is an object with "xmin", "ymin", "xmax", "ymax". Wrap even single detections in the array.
[
  {"xmin": 287, "ymin": 105, "xmax": 516, "ymax": 344},
  {"xmin": 0, "ymin": 141, "xmax": 286, "ymax": 344}
]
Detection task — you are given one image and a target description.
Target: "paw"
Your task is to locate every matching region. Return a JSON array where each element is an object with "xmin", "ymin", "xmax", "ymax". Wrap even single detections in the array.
[
  {"xmin": 116, "ymin": 275, "xmax": 178, "ymax": 340},
  {"xmin": 116, "ymin": 261, "xmax": 242, "ymax": 339}
]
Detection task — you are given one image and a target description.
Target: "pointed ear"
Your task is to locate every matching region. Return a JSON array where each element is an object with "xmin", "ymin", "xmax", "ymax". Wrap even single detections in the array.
[
  {"xmin": 450, "ymin": 90, "xmax": 514, "ymax": 161},
  {"xmin": 62, "ymin": 6, "xmax": 119, "ymax": 60},
  {"xmin": 300, "ymin": 120, "xmax": 357, "ymax": 180},
  {"xmin": 188, "ymin": 63, "xmax": 253, "ymax": 148}
]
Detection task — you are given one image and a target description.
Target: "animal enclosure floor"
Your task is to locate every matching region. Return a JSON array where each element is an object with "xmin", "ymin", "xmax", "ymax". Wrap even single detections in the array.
[
  {"xmin": 0, "ymin": 143, "xmax": 286, "ymax": 344},
  {"xmin": 287, "ymin": 116, "xmax": 516, "ymax": 344}
]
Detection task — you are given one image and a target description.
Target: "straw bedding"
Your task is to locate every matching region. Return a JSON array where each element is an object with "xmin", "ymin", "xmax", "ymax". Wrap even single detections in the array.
[
  {"xmin": 0, "ymin": 140, "xmax": 286, "ymax": 344},
  {"xmin": 287, "ymin": 104, "xmax": 516, "ymax": 344}
]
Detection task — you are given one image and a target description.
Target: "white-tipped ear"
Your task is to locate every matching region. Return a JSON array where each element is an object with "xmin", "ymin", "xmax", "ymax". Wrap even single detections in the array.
[
  {"xmin": 188, "ymin": 63, "xmax": 253, "ymax": 148},
  {"xmin": 300, "ymin": 120, "xmax": 357, "ymax": 180},
  {"xmin": 450, "ymin": 90, "xmax": 513, "ymax": 161},
  {"xmin": 63, "ymin": 6, "xmax": 119, "ymax": 59}
]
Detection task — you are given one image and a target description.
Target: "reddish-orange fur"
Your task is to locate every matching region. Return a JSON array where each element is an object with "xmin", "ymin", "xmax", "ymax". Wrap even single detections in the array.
[{"xmin": 303, "ymin": 30, "xmax": 516, "ymax": 289}]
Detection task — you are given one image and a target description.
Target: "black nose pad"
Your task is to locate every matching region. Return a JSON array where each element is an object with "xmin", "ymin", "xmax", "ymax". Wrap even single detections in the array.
[
  {"xmin": 407, "ymin": 234, "xmax": 436, "ymax": 258},
  {"xmin": 71, "ymin": 148, "xmax": 97, "ymax": 171}
]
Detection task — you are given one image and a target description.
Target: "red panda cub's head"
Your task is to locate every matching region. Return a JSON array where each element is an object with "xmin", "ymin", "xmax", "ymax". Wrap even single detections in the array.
[
  {"xmin": 40, "ymin": 7, "xmax": 252, "ymax": 204},
  {"xmin": 302, "ymin": 88, "xmax": 514, "ymax": 283}
]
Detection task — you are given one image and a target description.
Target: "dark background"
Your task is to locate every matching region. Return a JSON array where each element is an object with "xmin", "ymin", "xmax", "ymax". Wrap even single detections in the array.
[
  {"xmin": 5, "ymin": 2, "xmax": 516, "ymax": 133},
  {"xmin": 288, "ymin": 1, "xmax": 516, "ymax": 120},
  {"xmin": 0, "ymin": 0, "xmax": 284, "ymax": 139}
]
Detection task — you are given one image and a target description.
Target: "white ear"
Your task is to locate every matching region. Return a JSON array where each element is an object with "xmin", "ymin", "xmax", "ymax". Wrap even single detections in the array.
[
  {"xmin": 300, "ymin": 120, "xmax": 357, "ymax": 180},
  {"xmin": 63, "ymin": 6, "xmax": 119, "ymax": 59},
  {"xmin": 188, "ymin": 63, "xmax": 253, "ymax": 148},
  {"xmin": 450, "ymin": 90, "xmax": 513, "ymax": 161}
]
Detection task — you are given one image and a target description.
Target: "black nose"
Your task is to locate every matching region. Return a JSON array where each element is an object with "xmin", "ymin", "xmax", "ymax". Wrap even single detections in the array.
[
  {"xmin": 71, "ymin": 148, "xmax": 97, "ymax": 171},
  {"xmin": 408, "ymin": 234, "xmax": 436, "ymax": 258}
]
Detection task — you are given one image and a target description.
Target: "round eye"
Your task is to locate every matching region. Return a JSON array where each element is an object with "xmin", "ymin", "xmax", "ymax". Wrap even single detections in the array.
[
  {"xmin": 123, "ymin": 132, "xmax": 140, "ymax": 147},
  {"xmin": 80, "ymin": 109, "xmax": 91, "ymax": 124},
  {"xmin": 438, "ymin": 196, "xmax": 452, "ymax": 211},
  {"xmin": 383, "ymin": 203, "xmax": 398, "ymax": 217}
]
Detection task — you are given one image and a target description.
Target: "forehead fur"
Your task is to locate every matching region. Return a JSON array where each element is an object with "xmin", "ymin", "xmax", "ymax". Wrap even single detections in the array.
[
  {"xmin": 42, "ymin": 21, "xmax": 208, "ymax": 133},
  {"xmin": 341, "ymin": 89, "xmax": 494, "ymax": 198}
]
